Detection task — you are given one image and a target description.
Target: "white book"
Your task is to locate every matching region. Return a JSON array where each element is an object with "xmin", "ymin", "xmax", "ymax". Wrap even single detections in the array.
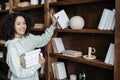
[
  {"xmin": 103, "ymin": 9, "xmax": 113, "ymax": 30},
  {"xmin": 25, "ymin": 49, "xmax": 41, "ymax": 56},
  {"xmin": 24, "ymin": 52, "xmax": 39, "ymax": 61},
  {"xmin": 41, "ymin": 0, "xmax": 44, "ymax": 4},
  {"xmin": 55, "ymin": 62, "xmax": 67, "ymax": 79},
  {"xmin": 106, "ymin": 9, "xmax": 115, "ymax": 30},
  {"xmin": 52, "ymin": 38, "xmax": 65, "ymax": 53},
  {"xmin": 111, "ymin": 17, "xmax": 115, "ymax": 30},
  {"xmin": 53, "ymin": 9, "xmax": 69, "ymax": 29},
  {"xmin": 51, "ymin": 62, "xmax": 57, "ymax": 78},
  {"xmin": 26, "ymin": 61, "xmax": 38, "ymax": 68},
  {"xmin": 98, "ymin": 9, "xmax": 112, "ymax": 30},
  {"xmin": 109, "ymin": 44, "xmax": 114, "ymax": 65},
  {"xmin": 110, "ymin": 9, "xmax": 115, "ymax": 30},
  {"xmin": 25, "ymin": 58, "xmax": 39, "ymax": 66},
  {"xmin": 23, "ymin": 49, "xmax": 41, "ymax": 68},
  {"xmin": 104, "ymin": 43, "xmax": 114, "ymax": 64}
]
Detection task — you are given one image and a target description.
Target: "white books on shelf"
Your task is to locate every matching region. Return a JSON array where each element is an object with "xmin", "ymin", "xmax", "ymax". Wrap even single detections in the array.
[
  {"xmin": 51, "ymin": 38, "xmax": 65, "ymax": 53},
  {"xmin": 24, "ymin": 49, "xmax": 41, "ymax": 68},
  {"xmin": 104, "ymin": 43, "xmax": 114, "ymax": 65},
  {"xmin": 53, "ymin": 9, "xmax": 69, "ymax": 29},
  {"xmin": 98, "ymin": 8, "xmax": 115, "ymax": 30},
  {"xmin": 51, "ymin": 62, "xmax": 67, "ymax": 79}
]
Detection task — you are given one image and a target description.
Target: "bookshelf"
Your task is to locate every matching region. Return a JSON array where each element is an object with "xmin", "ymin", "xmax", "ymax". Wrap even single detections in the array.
[
  {"xmin": 45, "ymin": 0, "xmax": 116, "ymax": 80},
  {"xmin": 0, "ymin": 0, "xmax": 120, "ymax": 80}
]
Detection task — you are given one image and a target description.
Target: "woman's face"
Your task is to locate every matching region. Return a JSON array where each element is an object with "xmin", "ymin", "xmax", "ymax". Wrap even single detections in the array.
[{"xmin": 14, "ymin": 16, "xmax": 27, "ymax": 38}]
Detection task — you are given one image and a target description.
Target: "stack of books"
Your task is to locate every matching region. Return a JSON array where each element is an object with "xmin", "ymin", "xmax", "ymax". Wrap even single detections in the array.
[{"xmin": 20, "ymin": 49, "xmax": 42, "ymax": 68}]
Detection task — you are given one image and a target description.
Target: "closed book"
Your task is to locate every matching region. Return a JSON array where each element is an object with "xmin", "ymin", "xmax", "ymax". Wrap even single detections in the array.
[
  {"xmin": 104, "ymin": 43, "xmax": 114, "ymax": 64},
  {"xmin": 105, "ymin": 9, "xmax": 115, "ymax": 30},
  {"xmin": 54, "ymin": 9, "xmax": 69, "ymax": 29},
  {"xmin": 55, "ymin": 62, "xmax": 67, "ymax": 79},
  {"xmin": 51, "ymin": 38, "xmax": 65, "ymax": 53},
  {"xmin": 20, "ymin": 49, "xmax": 41, "ymax": 68},
  {"xmin": 62, "ymin": 50, "xmax": 82, "ymax": 57},
  {"xmin": 98, "ymin": 9, "xmax": 112, "ymax": 30},
  {"xmin": 109, "ymin": 44, "xmax": 114, "ymax": 65}
]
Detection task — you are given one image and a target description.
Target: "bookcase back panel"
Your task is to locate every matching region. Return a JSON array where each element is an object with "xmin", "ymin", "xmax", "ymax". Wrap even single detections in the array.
[
  {"xmin": 58, "ymin": 33, "xmax": 114, "ymax": 60},
  {"xmin": 21, "ymin": 8, "xmax": 44, "ymax": 23},
  {"xmin": 54, "ymin": 59, "xmax": 113, "ymax": 80},
  {"xmin": 55, "ymin": 2, "xmax": 114, "ymax": 29},
  {"xmin": 63, "ymin": 60, "xmax": 113, "ymax": 80},
  {"xmin": 0, "ymin": 62, "xmax": 9, "ymax": 73},
  {"xmin": 0, "ymin": 13, "xmax": 8, "ymax": 26}
]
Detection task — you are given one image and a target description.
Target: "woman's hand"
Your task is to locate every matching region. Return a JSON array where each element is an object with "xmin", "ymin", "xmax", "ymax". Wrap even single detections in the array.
[
  {"xmin": 39, "ymin": 55, "xmax": 45, "ymax": 65},
  {"xmin": 20, "ymin": 54, "xmax": 26, "ymax": 68},
  {"xmin": 50, "ymin": 8, "xmax": 58, "ymax": 26}
]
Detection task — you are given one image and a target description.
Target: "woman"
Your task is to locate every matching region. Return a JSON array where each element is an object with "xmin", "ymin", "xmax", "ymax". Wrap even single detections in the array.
[{"xmin": 0, "ymin": 12, "xmax": 57, "ymax": 80}]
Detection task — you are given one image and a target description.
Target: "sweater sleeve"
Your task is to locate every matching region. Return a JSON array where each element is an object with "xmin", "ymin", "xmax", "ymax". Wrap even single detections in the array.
[
  {"xmin": 30, "ymin": 25, "xmax": 56, "ymax": 48},
  {"xmin": 6, "ymin": 46, "xmax": 41, "ymax": 79}
]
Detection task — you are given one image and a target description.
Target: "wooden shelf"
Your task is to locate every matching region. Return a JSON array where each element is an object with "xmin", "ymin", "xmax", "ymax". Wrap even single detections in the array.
[
  {"xmin": 50, "ymin": 53, "xmax": 113, "ymax": 70},
  {"xmin": 50, "ymin": 0, "xmax": 105, "ymax": 6},
  {"xmin": 13, "ymin": 4, "xmax": 44, "ymax": 11},
  {"xmin": 55, "ymin": 29, "xmax": 114, "ymax": 34},
  {"xmin": 0, "ymin": 43, "xmax": 5, "ymax": 47},
  {"xmin": 0, "ymin": 10, "xmax": 9, "ymax": 13},
  {"xmin": 30, "ymin": 27, "xmax": 46, "ymax": 31},
  {"xmin": 0, "ymin": 58, "xmax": 6, "ymax": 63}
]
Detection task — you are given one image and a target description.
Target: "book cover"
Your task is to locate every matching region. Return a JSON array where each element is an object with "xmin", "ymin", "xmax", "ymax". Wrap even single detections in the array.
[
  {"xmin": 109, "ymin": 43, "xmax": 114, "ymax": 65},
  {"xmin": 52, "ymin": 38, "xmax": 65, "ymax": 53},
  {"xmin": 53, "ymin": 9, "xmax": 69, "ymax": 29},
  {"xmin": 55, "ymin": 62, "xmax": 67, "ymax": 79},
  {"xmin": 105, "ymin": 9, "xmax": 115, "ymax": 30},
  {"xmin": 62, "ymin": 50, "xmax": 82, "ymax": 57},
  {"xmin": 104, "ymin": 43, "xmax": 114, "ymax": 64},
  {"xmin": 98, "ymin": 9, "xmax": 112, "ymax": 30},
  {"xmin": 20, "ymin": 49, "xmax": 41, "ymax": 68}
]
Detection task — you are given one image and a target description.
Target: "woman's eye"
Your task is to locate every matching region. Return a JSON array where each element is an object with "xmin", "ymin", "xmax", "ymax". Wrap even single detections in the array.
[
  {"xmin": 17, "ymin": 23, "xmax": 20, "ymax": 25},
  {"xmin": 23, "ymin": 22, "xmax": 26, "ymax": 24}
]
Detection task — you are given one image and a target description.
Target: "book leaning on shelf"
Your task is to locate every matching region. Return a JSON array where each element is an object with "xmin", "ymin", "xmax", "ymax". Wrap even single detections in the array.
[
  {"xmin": 53, "ymin": 9, "xmax": 69, "ymax": 29},
  {"xmin": 104, "ymin": 43, "xmax": 114, "ymax": 65},
  {"xmin": 51, "ymin": 37, "xmax": 82, "ymax": 57},
  {"xmin": 51, "ymin": 61, "xmax": 67, "ymax": 79},
  {"xmin": 98, "ymin": 8, "xmax": 115, "ymax": 30}
]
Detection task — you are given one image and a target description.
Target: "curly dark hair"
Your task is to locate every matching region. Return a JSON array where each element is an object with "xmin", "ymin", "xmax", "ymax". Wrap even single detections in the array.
[{"xmin": 0, "ymin": 12, "xmax": 34, "ymax": 41}]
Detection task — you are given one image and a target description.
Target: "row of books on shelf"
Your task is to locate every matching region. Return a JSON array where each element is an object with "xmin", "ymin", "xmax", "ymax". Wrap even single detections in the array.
[
  {"xmin": 53, "ymin": 8, "xmax": 115, "ymax": 30},
  {"xmin": 51, "ymin": 37, "xmax": 114, "ymax": 65}
]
